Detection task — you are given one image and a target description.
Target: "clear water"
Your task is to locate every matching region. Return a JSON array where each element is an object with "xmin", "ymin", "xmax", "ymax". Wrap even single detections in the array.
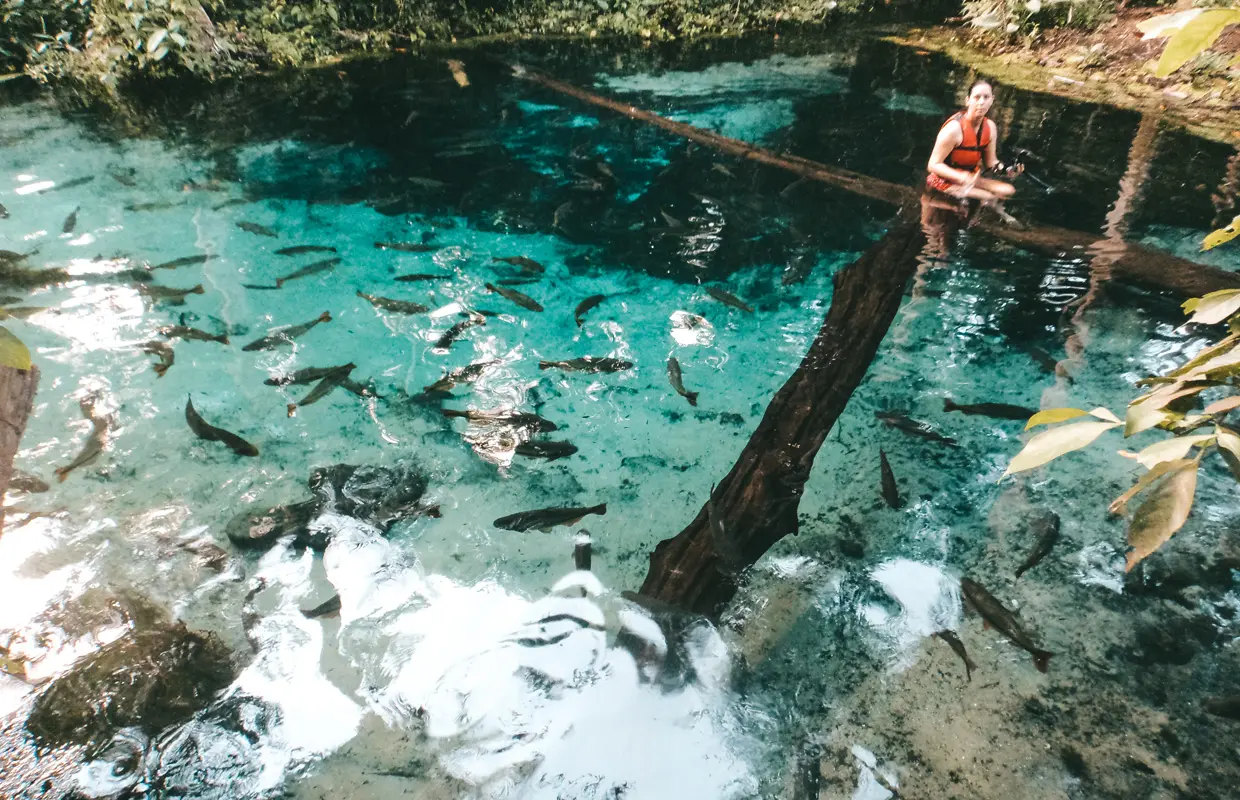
[{"xmin": 0, "ymin": 33, "xmax": 1238, "ymax": 800}]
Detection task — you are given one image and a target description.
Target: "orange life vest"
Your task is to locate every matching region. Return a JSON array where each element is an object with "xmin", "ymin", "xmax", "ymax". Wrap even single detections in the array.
[{"xmin": 941, "ymin": 111, "xmax": 991, "ymax": 172}]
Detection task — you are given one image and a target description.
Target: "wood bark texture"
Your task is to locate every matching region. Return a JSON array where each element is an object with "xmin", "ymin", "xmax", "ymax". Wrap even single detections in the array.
[{"xmin": 0, "ymin": 364, "xmax": 38, "ymax": 530}]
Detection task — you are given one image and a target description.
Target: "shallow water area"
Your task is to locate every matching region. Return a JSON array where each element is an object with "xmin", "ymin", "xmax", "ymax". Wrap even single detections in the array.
[{"xmin": 0, "ymin": 31, "xmax": 1238, "ymax": 800}]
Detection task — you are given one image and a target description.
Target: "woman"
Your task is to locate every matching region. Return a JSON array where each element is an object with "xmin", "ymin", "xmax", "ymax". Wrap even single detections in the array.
[{"xmin": 926, "ymin": 80, "xmax": 1022, "ymax": 201}]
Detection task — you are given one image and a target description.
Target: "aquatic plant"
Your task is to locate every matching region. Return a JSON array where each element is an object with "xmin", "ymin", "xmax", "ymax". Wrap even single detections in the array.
[{"xmin": 1003, "ymin": 289, "xmax": 1240, "ymax": 571}]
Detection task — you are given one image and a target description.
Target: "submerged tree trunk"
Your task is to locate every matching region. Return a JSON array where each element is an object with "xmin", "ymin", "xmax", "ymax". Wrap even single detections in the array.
[
  {"xmin": 638, "ymin": 214, "xmax": 927, "ymax": 616},
  {"xmin": 0, "ymin": 364, "xmax": 39, "ymax": 529}
]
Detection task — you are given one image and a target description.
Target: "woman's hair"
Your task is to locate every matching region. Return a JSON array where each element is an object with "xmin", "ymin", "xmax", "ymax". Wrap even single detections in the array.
[{"xmin": 968, "ymin": 79, "xmax": 994, "ymax": 95}]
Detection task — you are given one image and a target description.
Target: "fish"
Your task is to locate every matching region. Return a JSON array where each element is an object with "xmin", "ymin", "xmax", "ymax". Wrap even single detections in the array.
[
  {"xmin": 159, "ymin": 325, "xmax": 229, "ymax": 345},
  {"xmin": 140, "ymin": 340, "xmax": 175, "ymax": 376},
  {"xmin": 446, "ymin": 59, "xmax": 469, "ymax": 88},
  {"xmin": 0, "ymin": 202, "xmax": 7, "ymax": 218},
  {"xmin": 396, "ymin": 272, "xmax": 448, "ymax": 282},
  {"xmin": 287, "ymin": 364, "xmax": 355, "ymax": 417},
  {"xmin": 264, "ymin": 365, "xmax": 355, "ymax": 387},
  {"xmin": 125, "ymin": 201, "xmax": 186, "ymax": 212},
  {"xmin": 494, "ymin": 503, "xmax": 606, "ymax": 532},
  {"xmin": 62, "ymin": 207, "xmax": 79, "ymax": 234},
  {"xmin": 492, "ymin": 256, "xmax": 545, "ymax": 274},
  {"xmin": 1015, "ymin": 511, "xmax": 1061, "ymax": 579},
  {"xmin": 46, "ymin": 176, "xmax": 94, "ymax": 192},
  {"xmin": 374, "ymin": 242, "xmax": 438, "ymax": 253},
  {"xmin": 960, "ymin": 577, "xmax": 1053, "ymax": 673},
  {"xmin": 574, "ymin": 294, "xmax": 606, "ymax": 326},
  {"xmin": 943, "ymin": 398, "xmax": 1036, "ymax": 421},
  {"xmin": 667, "ymin": 357, "xmax": 698, "ymax": 406},
  {"xmin": 276, "ymin": 245, "xmax": 337, "ymax": 256},
  {"xmin": 485, "ymin": 282, "xmax": 543, "ymax": 312},
  {"xmin": 185, "ymin": 396, "xmax": 259, "ymax": 456},
  {"xmin": 423, "ymin": 359, "xmax": 499, "ymax": 393},
  {"xmin": 136, "ymin": 283, "xmax": 205, "ymax": 305},
  {"xmin": 879, "ymin": 448, "xmax": 901, "ymax": 508},
  {"xmin": 237, "ymin": 221, "xmax": 278, "ymax": 238},
  {"xmin": 434, "ymin": 313, "xmax": 486, "ymax": 349},
  {"xmin": 153, "ymin": 254, "xmax": 214, "ymax": 270},
  {"xmin": 241, "ymin": 311, "xmax": 332, "ymax": 351},
  {"xmin": 514, "ymin": 441, "xmax": 579, "ymax": 461},
  {"xmin": 300, "ymin": 595, "xmax": 342, "ymax": 619},
  {"xmin": 357, "ymin": 291, "xmax": 429, "ymax": 314},
  {"xmin": 212, "ymin": 198, "xmax": 248, "ymax": 211},
  {"xmin": 9, "ymin": 470, "xmax": 50, "ymax": 493},
  {"xmin": 705, "ymin": 286, "xmax": 754, "ymax": 313},
  {"xmin": 342, "ymin": 379, "xmax": 380, "ymax": 399},
  {"xmin": 54, "ymin": 396, "xmax": 110, "ymax": 482},
  {"xmin": 111, "ymin": 172, "xmax": 137, "ymax": 187},
  {"xmin": 497, "ymin": 277, "xmax": 541, "ymax": 286},
  {"xmin": 934, "ymin": 629, "xmax": 977, "ymax": 681},
  {"xmin": 441, "ymin": 408, "xmax": 558, "ymax": 432},
  {"xmin": 275, "ymin": 257, "xmax": 341, "ymax": 288},
  {"xmin": 1202, "ymin": 695, "xmax": 1240, "ymax": 720},
  {"xmin": 875, "ymin": 411, "xmax": 960, "ymax": 447},
  {"xmin": 782, "ymin": 253, "xmax": 814, "ymax": 286},
  {"xmin": 539, "ymin": 357, "xmax": 633, "ymax": 374}
]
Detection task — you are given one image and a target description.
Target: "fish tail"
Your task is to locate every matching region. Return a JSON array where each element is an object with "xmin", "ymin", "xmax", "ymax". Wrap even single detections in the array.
[
  {"xmin": 274, "ymin": 279, "xmax": 285, "ymax": 288},
  {"xmin": 686, "ymin": 391, "xmax": 699, "ymax": 407},
  {"xmin": 153, "ymin": 364, "xmax": 168, "ymax": 377},
  {"xmin": 287, "ymin": 404, "xmax": 297, "ymax": 417},
  {"xmin": 54, "ymin": 467, "xmax": 68, "ymax": 482},
  {"xmin": 441, "ymin": 409, "xmax": 465, "ymax": 418},
  {"xmin": 943, "ymin": 398, "xmax": 958, "ymax": 412},
  {"xmin": 217, "ymin": 336, "xmax": 230, "ymax": 345},
  {"xmin": 593, "ymin": 503, "xmax": 607, "ymax": 516},
  {"xmin": 538, "ymin": 361, "xmax": 553, "ymax": 370},
  {"xmin": 191, "ymin": 284, "xmax": 204, "ymax": 294},
  {"xmin": 319, "ymin": 312, "xmax": 332, "ymax": 322},
  {"xmin": 575, "ymin": 316, "xmax": 584, "ymax": 327},
  {"xmin": 1014, "ymin": 564, "xmax": 1028, "ymax": 579},
  {"xmin": 1032, "ymin": 650, "xmax": 1053, "ymax": 673}
]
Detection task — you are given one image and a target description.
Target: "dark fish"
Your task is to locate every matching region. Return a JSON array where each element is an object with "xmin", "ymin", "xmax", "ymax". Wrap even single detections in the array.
[
  {"xmin": 265, "ymin": 365, "xmax": 354, "ymax": 387},
  {"xmin": 875, "ymin": 411, "xmax": 960, "ymax": 448},
  {"xmin": 136, "ymin": 283, "xmax": 204, "ymax": 305},
  {"xmin": 485, "ymin": 282, "xmax": 543, "ymax": 312},
  {"xmin": 497, "ymin": 278, "xmax": 541, "ymax": 287},
  {"xmin": 212, "ymin": 198, "xmax": 248, "ymax": 211},
  {"xmin": 275, "ymin": 245, "xmax": 337, "ymax": 256},
  {"xmin": 960, "ymin": 577, "xmax": 1053, "ymax": 673},
  {"xmin": 494, "ymin": 503, "xmax": 606, "ymax": 532},
  {"xmin": 879, "ymin": 448, "xmax": 901, "ymax": 508},
  {"xmin": 1015, "ymin": 511, "xmax": 1061, "ymax": 579},
  {"xmin": 342, "ymin": 379, "xmax": 380, "ymax": 399},
  {"xmin": 237, "ymin": 221, "xmax": 278, "ymax": 238},
  {"xmin": 493, "ymin": 256, "xmax": 545, "ymax": 274},
  {"xmin": 357, "ymin": 291, "xmax": 429, "ymax": 314},
  {"xmin": 159, "ymin": 325, "xmax": 229, "ymax": 345},
  {"xmin": 781, "ymin": 253, "xmax": 814, "ymax": 286},
  {"xmin": 55, "ymin": 396, "xmax": 110, "ymax": 482},
  {"xmin": 434, "ymin": 313, "xmax": 485, "ymax": 349},
  {"xmin": 242, "ymin": 311, "xmax": 332, "ymax": 351},
  {"xmin": 539, "ymin": 357, "xmax": 633, "ymax": 374},
  {"xmin": 62, "ymin": 207, "xmax": 79, "ymax": 234},
  {"xmin": 46, "ymin": 176, "xmax": 94, "ymax": 192},
  {"xmin": 1202, "ymin": 695, "xmax": 1240, "ymax": 720},
  {"xmin": 667, "ymin": 357, "xmax": 698, "ymax": 406},
  {"xmin": 139, "ymin": 340, "xmax": 175, "ymax": 376},
  {"xmin": 396, "ymin": 273, "xmax": 448, "ymax": 282},
  {"xmin": 9, "ymin": 470, "xmax": 50, "ymax": 493},
  {"xmin": 374, "ymin": 242, "xmax": 438, "ymax": 253},
  {"xmin": 111, "ymin": 172, "xmax": 137, "ymax": 187},
  {"xmin": 275, "ymin": 257, "xmax": 340, "ymax": 288},
  {"xmin": 185, "ymin": 396, "xmax": 259, "ymax": 456},
  {"xmin": 442, "ymin": 408, "xmax": 558, "ymax": 433},
  {"xmin": 300, "ymin": 595, "xmax": 342, "ymax": 619},
  {"xmin": 934, "ymin": 630, "xmax": 977, "ymax": 681},
  {"xmin": 514, "ymin": 441, "xmax": 578, "ymax": 461},
  {"xmin": 574, "ymin": 294, "xmax": 606, "ymax": 327},
  {"xmin": 125, "ymin": 201, "xmax": 186, "ymax": 212},
  {"xmin": 288, "ymin": 364, "xmax": 355, "ymax": 417},
  {"xmin": 944, "ymin": 398, "xmax": 1036, "ymax": 421},
  {"xmin": 153, "ymin": 254, "xmax": 213, "ymax": 270},
  {"xmin": 705, "ymin": 286, "xmax": 753, "ymax": 313},
  {"xmin": 424, "ymin": 359, "xmax": 499, "ymax": 393},
  {"xmin": 0, "ymin": 202, "xmax": 7, "ymax": 218}
]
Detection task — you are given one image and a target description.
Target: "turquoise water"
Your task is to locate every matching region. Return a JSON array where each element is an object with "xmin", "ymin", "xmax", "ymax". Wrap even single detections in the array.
[{"xmin": 0, "ymin": 34, "xmax": 1238, "ymax": 799}]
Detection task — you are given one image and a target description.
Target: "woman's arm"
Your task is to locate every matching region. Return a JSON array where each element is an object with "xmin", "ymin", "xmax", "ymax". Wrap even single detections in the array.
[
  {"xmin": 927, "ymin": 122, "xmax": 968, "ymax": 185},
  {"xmin": 984, "ymin": 120, "xmax": 1000, "ymax": 171}
]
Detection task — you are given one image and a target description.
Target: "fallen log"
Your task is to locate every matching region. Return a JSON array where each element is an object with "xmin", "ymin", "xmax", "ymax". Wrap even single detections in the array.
[
  {"xmin": 638, "ymin": 212, "xmax": 927, "ymax": 616},
  {"xmin": 511, "ymin": 64, "xmax": 1240, "ymax": 298},
  {"xmin": 0, "ymin": 363, "xmax": 39, "ymax": 530}
]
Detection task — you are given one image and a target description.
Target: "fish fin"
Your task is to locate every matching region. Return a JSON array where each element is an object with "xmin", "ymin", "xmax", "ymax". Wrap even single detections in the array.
[
  {"xmin": 192, "ymin": 284, "xmax": 204, "ymax": 294},
  {"xmin": 287, "ymin": 404, "xmax": 297, "ymax": 417},
  {"xmin": 319, "ymin": 312, "xmax": 332, "ymax": 322},
  {"xmin": 943, "ymin": 398, "xmax": 957, "ymax": 412},
  {"xmin": 242, "ymin": 283, "xmax": 280, "ymax": 290},
  {"xmin": 1033, "ymin": 651, "xmax": 1053, "ymax": 673},
  {"xmin": 686, "ymin": 391, "xmax": 698, "ymax": 407},
  {"xmin": 218, "ymin": 336, "xmax": 230, "ymax": 345}
]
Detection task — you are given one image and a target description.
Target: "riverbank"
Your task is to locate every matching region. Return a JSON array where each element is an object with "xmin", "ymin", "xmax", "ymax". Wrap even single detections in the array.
[{"xmin": 886, "ymin": 8, "xmax": 1240, "ymax": 145}]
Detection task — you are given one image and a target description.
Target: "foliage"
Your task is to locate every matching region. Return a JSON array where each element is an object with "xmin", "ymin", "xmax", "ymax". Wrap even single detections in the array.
[
  {"xmin": 1003, "ymin": 289, "xmax": 1240, "ymax": 571},
  {"xmin": 1139, "ymin": 6, "xmax": 1240, "ymax": 79},
  {"xmin": 963, "ymin": 0, "xmax": 1116, "ymax": 37},
  {"xmin": 1, "ymin": 0, "xmax": 92, "ymax": 73}
]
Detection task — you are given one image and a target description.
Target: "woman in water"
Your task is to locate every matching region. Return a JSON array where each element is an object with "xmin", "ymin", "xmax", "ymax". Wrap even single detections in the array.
[{"xmin": 926, "ymin": 79, "xmax": 1022, "ymax": 202}]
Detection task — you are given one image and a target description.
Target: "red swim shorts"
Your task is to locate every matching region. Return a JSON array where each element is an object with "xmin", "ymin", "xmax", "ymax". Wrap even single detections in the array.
[{"xmin": 926, "ymin": 173, "xmax": 956, "ymax": 194}]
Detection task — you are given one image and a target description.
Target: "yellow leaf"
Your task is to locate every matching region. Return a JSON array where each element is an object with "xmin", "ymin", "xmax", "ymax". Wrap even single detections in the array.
[
  {"xmin": 1182, "ymin": 289, "xmax": 1240, "ymax": 323},
  {"xmin": 1125, "ymin": 400, "xmax": 1176, "ymax": 437},
  {"xmin": 1202, "ymin": 215, "xmax": 1240, "ymax": 251},
  {"xmin": 1217, "ymin": 429, "xmax": 1240, "ymax": 482},
  {"xmin": 1025, "ymin": 407, "xmax": 1088, "ymax": 430},
  {"xmin": 1002, "ymin": 420, "xmax": 1119, "ymax": 479},
  {"xmin": 1136, "ymin": 9, "xmax": 1203, "ymax": 40},
  {"xmin": 1155, "ymin": 9, "xmax": 1240, "ymax": 78},
  {"xmin": 1168, "ymin": 333, "xmax": 1239, "ymax": 377},
  {"xmin": 0, "ymin": 326, "xmax": 31, "ymax": 371},
  {"xmin": 1204, "ymin": 396, "xmax": 1240, "ymax": 415},
  {"xmin": 1109, "ymin": 457, "xmax": 1194, "ymax": 515},
  {"xmin": 1118, "ymin": 434, "xmax": 1215, "ymax": 469},
  {"xmin": 1125, "ymin": 460, "xmax": 1198, "ymax": 571},
  {"xmin": 1089, "ymin": 407, "xmax": 1122, "ymax": 424}
]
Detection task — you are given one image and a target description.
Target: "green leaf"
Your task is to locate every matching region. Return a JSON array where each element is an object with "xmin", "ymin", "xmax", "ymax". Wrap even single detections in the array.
[
  {"xmin": 1125, "ymin": 459, "xmax": 1198, "ymax": 571},
  {"xmin": 1118, "ymin": 433, "xmax": 1215, "ymax": 469},
  {"xmin": 1202, "ymin": 215, "xmax": 1240, "ymax": 252},
  {"xmin": 1025, "ymin": 407, "xmax": 1089, "ymax": 430},
  {"xmin": 1001, "ymin": 420, "xmax": 1120, "ymax": 479},
  {"xmin": 146, "ymin": 27, "xmax": 167, "ymax": 53},
  {"xmin": 1109, "ymin": 457, "xmax": 1194, "ymax": 515},
  {"xmin": 1182, "ymin": 289, "xmax": 1240, "ymax": 324},
  {"xmin": 0, "ymin": 326, "xmax": 31, "ymax": 370},
  {"xmin": 1155, "ymin": 9, "xmax": 1240, "ymax": 78}
]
